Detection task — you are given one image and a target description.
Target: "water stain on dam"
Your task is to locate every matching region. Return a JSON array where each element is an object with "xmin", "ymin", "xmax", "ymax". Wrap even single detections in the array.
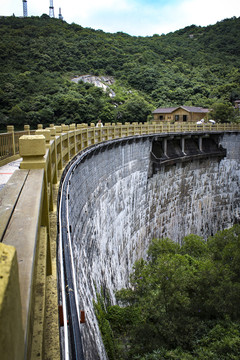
[{"xmin": 62, "ymin": 133, "xmax": 240, "ymax": 359}]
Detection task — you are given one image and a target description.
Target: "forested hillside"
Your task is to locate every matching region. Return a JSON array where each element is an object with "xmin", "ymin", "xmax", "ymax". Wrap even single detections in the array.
[{"xmin": 0, "ymin": 15, "xmax": 240, "ymax": 128}]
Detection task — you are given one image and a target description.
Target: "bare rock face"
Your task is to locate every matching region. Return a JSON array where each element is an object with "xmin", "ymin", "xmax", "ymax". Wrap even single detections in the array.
[
  {"xmin": 67, "ymin": 133, "xmax": 240, "ymax": 359},
  {"xmin": 71, "ymin": 75, "xmax": 116, "ymax": 97}
]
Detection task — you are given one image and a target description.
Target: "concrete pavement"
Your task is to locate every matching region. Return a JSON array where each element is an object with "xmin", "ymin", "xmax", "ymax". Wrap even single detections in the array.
[{"xmin": 0, "ymin": 159, "xmax": 22, "ymax": 191}]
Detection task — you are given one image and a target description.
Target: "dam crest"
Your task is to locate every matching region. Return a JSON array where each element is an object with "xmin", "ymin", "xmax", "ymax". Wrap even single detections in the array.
[{"xmin": 1, "ymin": 124, "xmax": 240, "ymax": 359}]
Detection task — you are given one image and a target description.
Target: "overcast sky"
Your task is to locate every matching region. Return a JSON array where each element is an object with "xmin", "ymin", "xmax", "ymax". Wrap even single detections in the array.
[{"xmin": 1, "ymin": 0, "xmax": 240, "ymax": 36}]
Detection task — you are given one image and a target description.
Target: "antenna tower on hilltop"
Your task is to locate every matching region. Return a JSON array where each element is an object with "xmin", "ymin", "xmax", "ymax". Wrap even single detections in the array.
[
  {"xmin": 22, "ymin": 0, "xmax": 28, "ymax": 17},
  {"xmin": 49, "ymin": 0, "xmax": 55, "ymax": 17},
  {"xmin": 58, "ymin": 7, "xmax": 63, "ymax": 20}
]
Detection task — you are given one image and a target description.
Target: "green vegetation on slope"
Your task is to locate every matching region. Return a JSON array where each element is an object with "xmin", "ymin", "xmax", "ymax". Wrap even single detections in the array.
[
  {"xmin": 1, "ymin": 15, "xmax": 240, "ymax": 128},
  {"xmin": 94, "ymin": 225, "xmax": 240, "ymax": 359}
]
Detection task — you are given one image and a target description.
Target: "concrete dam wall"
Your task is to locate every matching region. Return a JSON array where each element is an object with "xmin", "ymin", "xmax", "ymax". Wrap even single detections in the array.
[{"xmin": 66, "ymin": 133, "xmax": 240, "ymax": 359}]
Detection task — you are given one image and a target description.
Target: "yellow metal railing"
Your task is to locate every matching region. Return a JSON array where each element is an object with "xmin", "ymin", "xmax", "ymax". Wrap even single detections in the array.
[
  {"xmin": 0, "ymin": 125, "xmax": 34, "ymax": 165},
  {"xmin": 1, "ymin": 122, "xmax": 240, "ymax": 165}
]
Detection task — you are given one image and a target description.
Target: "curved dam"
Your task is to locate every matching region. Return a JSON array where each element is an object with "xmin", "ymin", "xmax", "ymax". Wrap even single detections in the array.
[{"xmin": 58, "ymin": 132, "xmax": 240, "ymax": 359}]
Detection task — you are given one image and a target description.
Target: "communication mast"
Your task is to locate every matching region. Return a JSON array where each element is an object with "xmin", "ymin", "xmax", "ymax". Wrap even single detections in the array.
[
  {"xmin": 58, "ymin": 7, "xmax": 63, "ymax": 20},
  {"xmin": 22, "ymin": 0, "xmax": 28, "ymax": 17},
  {"xmin": 49, "ymin": 0, "xmax": 55, "ymax": 18}
]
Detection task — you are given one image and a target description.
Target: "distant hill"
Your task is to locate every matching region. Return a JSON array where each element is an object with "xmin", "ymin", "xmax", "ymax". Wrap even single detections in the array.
[{"xmin": 0, "ymin": 15, "xmax": 240, "ymax": 128}]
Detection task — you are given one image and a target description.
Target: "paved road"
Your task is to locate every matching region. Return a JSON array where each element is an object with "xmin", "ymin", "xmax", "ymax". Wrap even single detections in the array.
[{"xmin": 0, "ymin": 159, "xmax": 22, "ymax": 191}]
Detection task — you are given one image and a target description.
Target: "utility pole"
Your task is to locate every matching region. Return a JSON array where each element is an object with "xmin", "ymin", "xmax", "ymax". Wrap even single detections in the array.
[
  {"xmin": 22, "ymin": 0, "xmax": 28, "ymax": 17},
  {"xmin": 49, "ymin": 0, "xmax": 55, "ymax": 18}
]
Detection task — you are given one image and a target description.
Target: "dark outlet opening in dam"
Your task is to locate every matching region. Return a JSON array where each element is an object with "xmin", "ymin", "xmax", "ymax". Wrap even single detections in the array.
[
  {"xmin": 57, "ymin": 132, "xmax": 240, "ymax": 359},
  {"xmin": 150, "ymin": 134, "xmax": 226, "ymax": 176}
]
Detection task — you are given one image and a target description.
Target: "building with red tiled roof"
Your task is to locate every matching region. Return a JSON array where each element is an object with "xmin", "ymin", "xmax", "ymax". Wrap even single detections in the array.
[{"xmin": 152, "ymin": 106, "xmax": 210, "ymax": 122}]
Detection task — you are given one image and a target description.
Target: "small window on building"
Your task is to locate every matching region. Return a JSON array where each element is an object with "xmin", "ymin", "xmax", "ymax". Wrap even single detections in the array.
[
  {"xmin": 183, "ymin": 115, "xmax": 187, "ymax": 122},
  {"xmin": 175, "ymin": 115, "xmax": 179, "ymax": 121},
  {"xmin": 159, "ymin": 115, "xmax": 165, "ymax": 121}
]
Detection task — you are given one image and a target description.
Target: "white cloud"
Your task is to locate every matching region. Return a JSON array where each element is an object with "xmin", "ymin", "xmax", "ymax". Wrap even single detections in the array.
[
  {"xmin": 145, "ymin": 0, "xmax": 240, "ymax": 35},
  {"xmin": 178, "ymin": 0, "xmax": 240, "ymax": 26},
  {"xmin": 152, "ymin": 0, "xmax": 240, "ymax": 34},
  {"xmin": 29, "ymin": 0, "xmax": 49, "ymax": 16},
  {"xmin": 64, "ymin": 0, "xmax": 132, "ymax": 21},
  {"xmin": 1, "ymin": 0, "xmax": 22, "ymax": 16}
]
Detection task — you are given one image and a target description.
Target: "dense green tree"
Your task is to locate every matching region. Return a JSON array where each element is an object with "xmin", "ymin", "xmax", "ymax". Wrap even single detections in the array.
[
  {"xmin": 209, "ymin": 102, "xmax": 235, "ymax": 123},
  {"xmin": 0, "ymin": 16, "xmax": 240, "ymax": 127},
  {"xmin": 8, "ymin": 105, "xmax": 26, "ymax": 126},
  {"xmin": 115, "ymin": 97, "xmax": 154, "ymax": 123},
  {"xmin": 95, "ymin": 225, "xmax": 240, "ymax": 359}
]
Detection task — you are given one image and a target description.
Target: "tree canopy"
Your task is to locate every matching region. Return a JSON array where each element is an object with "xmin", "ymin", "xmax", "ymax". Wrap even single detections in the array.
[
  {"xmin": 94, "ymin": 225, "xmax": 240, "ymax": 359},
  {"xmin": 1, "ymin": 16, "xmax": 240, "ymax": 128}
]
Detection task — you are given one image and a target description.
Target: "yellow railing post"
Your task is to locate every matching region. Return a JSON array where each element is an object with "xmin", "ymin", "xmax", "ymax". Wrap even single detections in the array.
[
  {"xmin": 69, "ymin": 124, "xmax": 77, "ymax": 156},
  {"xmin": 35, "ymin": 129, "xmax": 51, "ymax": 148},
  {"xmin": 24, "ymin": 125, "xmax": 30, "ymax": 135},
  {"xmin": 46, "ymin": 127, "xmax": 58, "ymax": 184},
  {"xmin": 7, "ymin": 125, "xmax": 15, "ymax": 156},
  {"xmin": 46, "ymin": 126, "xmax": 56, "ymax": 140},
  {"xmin": 55, "ymin": 126, "xmax": 63, "ymax": 170},
  {"xmin": 0, "ymin": 243, "xmax": 24, "ymax": 360},
  {"xmin": 35, "ymin": 130, "xmax": 54, "ymax": 211},
  {"xmin": 61, "ymin": 125, "xmax": 70, "ymax": 162}
]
